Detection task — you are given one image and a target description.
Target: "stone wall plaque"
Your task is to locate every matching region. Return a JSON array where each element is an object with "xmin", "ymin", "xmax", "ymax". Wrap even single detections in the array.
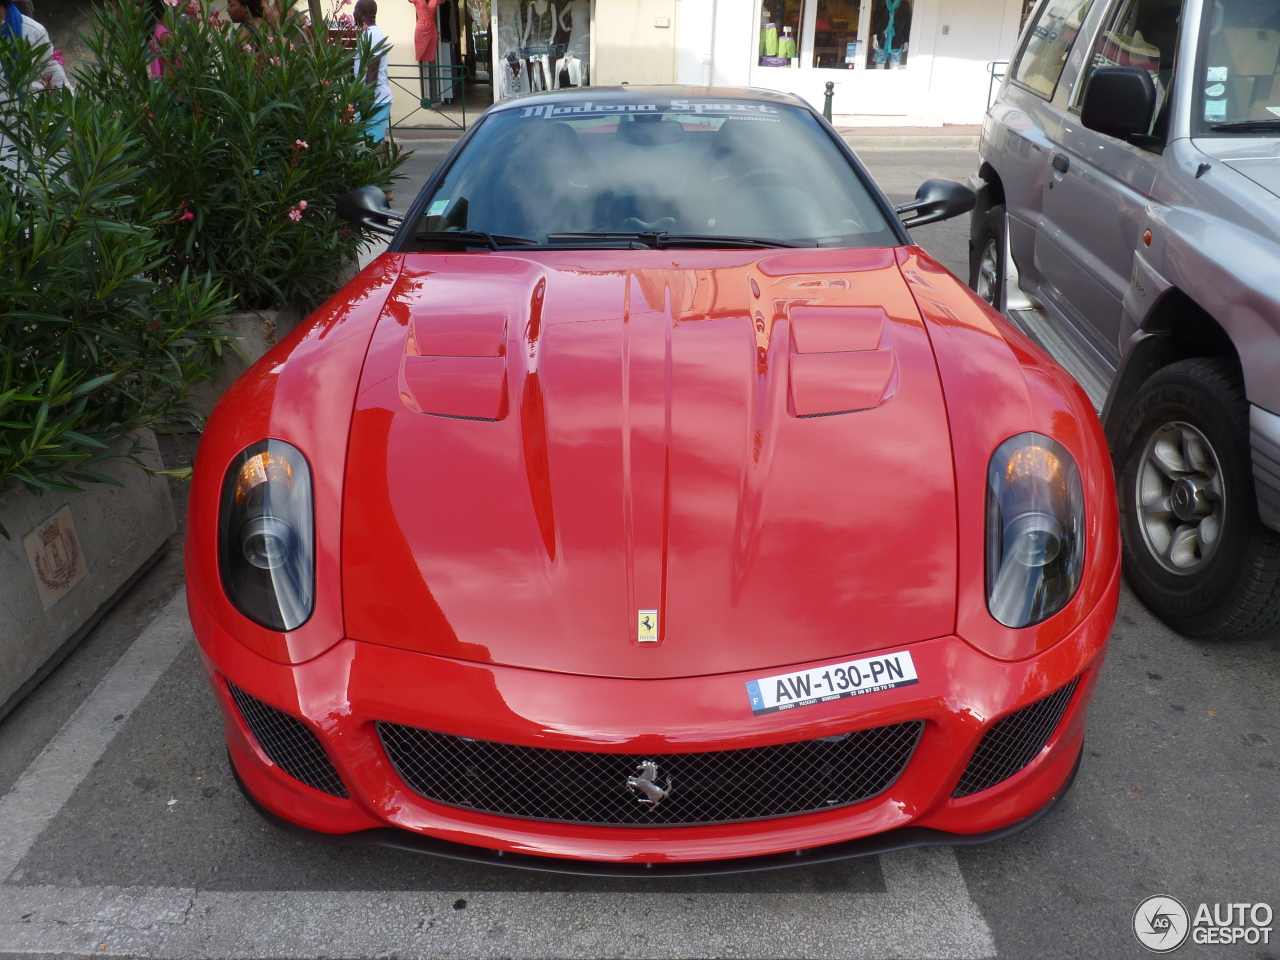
[{"xmin": 23, "ymin": 505, "xmax": 88, "ymax": 611}]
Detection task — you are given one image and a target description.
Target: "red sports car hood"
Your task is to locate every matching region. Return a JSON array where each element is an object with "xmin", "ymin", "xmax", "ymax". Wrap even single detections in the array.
[{"xmin": 342, "ymin": 248, "xmax": 957, "ymax": 679}]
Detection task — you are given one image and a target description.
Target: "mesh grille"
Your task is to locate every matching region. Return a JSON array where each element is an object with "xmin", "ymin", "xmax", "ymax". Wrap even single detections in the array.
[
  {"xmin": 378, "ymin": 720, "xmax": 922, "ymax": 826},
  {"xmin": 227, "ymin": 682, "xmax": 348, "ymax": 798},
  {"xmin": 952, "ymin": 678, "xmax": 1079, "ymax": 798}
]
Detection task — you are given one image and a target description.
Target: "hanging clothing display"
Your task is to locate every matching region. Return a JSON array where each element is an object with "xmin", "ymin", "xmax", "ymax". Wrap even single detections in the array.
[
  {"xmin": 760, "ymin": 21, "xmax": 778, "ymax": 56},
  {"xmin": 778, "ymin": 27, "xmax": 797, "ymax": 59},
  {"xmin": 868, "ymin": 0, "xmax": 912, "ymax": 68},
  {"xmin": 409, "ymin": 0, "xmax": 442, "ymax": 62},
  {"xmin": 756, "ymin": 0, "xmax": 804, "ymax": 67},
  {"xmin": 523, "ymin": 0, "xmax": 557, "ymax": 45},
  {"xmin": 493, "ymin": 0, "xmax": 588, "ymax": 99}
]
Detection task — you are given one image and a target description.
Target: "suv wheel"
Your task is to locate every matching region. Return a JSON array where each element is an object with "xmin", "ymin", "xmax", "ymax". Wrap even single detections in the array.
[
  {"xmin": 969, "ymin": 203, "xmax": 1006, "ymax": 312},
  {"xmin": 1116, "ymin": 357, "xmax": 1280, "ymax": 639}
]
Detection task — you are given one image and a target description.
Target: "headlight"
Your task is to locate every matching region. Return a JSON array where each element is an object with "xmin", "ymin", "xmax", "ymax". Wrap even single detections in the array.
[
  {"xmin": 986, "ymin": 433, "xmax": 1085, "ymax": 628},
  {"xmin": 218, "ymin": 440, "xmax": 315, "ymax": 630}
]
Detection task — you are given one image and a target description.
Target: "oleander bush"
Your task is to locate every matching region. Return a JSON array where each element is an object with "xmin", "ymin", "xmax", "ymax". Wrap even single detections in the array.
[
  {"xmin": 0, "ymin": 39, "xmax": 232, "ymax": 527},
  {"xmin": 79, "ymin": 0, "xmax": 405, "ymax": 312}
]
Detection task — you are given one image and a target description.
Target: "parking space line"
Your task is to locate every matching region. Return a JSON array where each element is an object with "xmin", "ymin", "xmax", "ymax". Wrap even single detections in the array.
[
  {"xmin": 0, "ymin": 592, "xmax": 193, "ymax": 881},
  {"xmin": 0, "ymin": 589, "xmax": 996, "ymax": 959}
]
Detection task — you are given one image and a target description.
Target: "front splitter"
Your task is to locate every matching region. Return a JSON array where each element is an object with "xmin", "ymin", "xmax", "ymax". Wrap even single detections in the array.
[{"xmin": 230, "ymin": 747, "xmax": 1081, "ymax": 878}]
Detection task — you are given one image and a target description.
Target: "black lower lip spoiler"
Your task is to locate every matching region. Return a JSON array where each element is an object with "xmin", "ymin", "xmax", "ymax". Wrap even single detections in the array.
[{"xmin": 230, "ymin": 748, "xmax": 1081, "ymax": 878}]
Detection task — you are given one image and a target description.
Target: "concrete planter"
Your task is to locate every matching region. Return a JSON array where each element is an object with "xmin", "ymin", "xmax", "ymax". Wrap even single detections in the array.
[
  {"xmin": 188, "ymin": 260, "xmax": 362, "ymax": 415},
  {"xmin": 187, "ymin": 307, "xmax": 302, "ymax": 417},
  {"xmin": 0, "ymin": 429, "xmax": 175, "ymax": 720}
]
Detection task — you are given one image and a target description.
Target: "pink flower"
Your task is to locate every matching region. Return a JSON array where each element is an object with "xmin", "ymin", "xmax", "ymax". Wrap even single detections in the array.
[
  {"xmin": 182, "ymin": 211, "xmax": 195, "ymax": 220},
  {"xmin": 288, "ymin": 208, "xmax": 302, "ymax": 222},
  {"xmin": 163, "ymin": 0, "xmax": 178, "ymax": 7},
  {"xmin": 289, "ymin": 42, "xmax": 296, "ymax": 50},
  {"xmin": 270, "ymin": 56, "xmax": 282, "ymax": 66},
  {"xmin": 294, "ymin": 139, "xmax": 308, "ymax": 149},
  {"xmin": 51, "ymin": 48, "xmax": 66, "ymax": 66},
  {"xmin": 298, "ymin": 200, "xmax": 307, "ymax": 210}
]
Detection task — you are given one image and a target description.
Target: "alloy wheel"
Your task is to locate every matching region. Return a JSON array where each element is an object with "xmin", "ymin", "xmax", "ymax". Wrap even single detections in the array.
[
  {"xmin": 975, "ymin": 238, "xmax": 1000, "ymax": 306},
  {"xmin": 1134, "ymin": 420, "xmax": 1226, "ymax": 576}
]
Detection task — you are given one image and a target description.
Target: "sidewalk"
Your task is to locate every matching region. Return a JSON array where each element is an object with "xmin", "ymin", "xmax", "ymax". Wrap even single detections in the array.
[{"xmin": 836, "ymin": 125, "xmax": 981, "ymax": 150}]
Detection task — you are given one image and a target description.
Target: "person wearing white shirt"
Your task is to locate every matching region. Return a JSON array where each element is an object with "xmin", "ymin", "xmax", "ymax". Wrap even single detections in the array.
[
  {"xmin": 353, "ymin": 0, "xmax": 393, "ymax": 145},
  {"xmin": 0, "ymin": 0, "xmax": 70, "ymax": 91}
]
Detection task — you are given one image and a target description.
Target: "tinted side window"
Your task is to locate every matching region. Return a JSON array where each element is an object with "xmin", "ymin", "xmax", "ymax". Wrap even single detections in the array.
[
  {"xmin": 1013, "ymin": 0, "xmax": 1099, "ymax": 98},
  {"xmin": 1076, "ymin": 0, "xmax": 1182, "ymax": 138}
]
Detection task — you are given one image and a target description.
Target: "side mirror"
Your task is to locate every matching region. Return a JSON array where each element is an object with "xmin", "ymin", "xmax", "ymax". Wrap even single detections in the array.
[
  {"xmin": 336, "ymin": 185, "xmax": 404, "ymax": 237},
  {"xmin": 895, "ymin": 179, "xmax": 977, "ymax": 228},
  {"xmin": 1080, "ymin": 66, "xmax": 1155, "ymax": 141}
]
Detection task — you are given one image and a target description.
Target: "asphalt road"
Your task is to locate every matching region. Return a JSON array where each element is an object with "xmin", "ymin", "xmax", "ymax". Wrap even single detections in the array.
[{"xmin": 1, "ymin": 144, "xmax": 1276, "ymax": 960}]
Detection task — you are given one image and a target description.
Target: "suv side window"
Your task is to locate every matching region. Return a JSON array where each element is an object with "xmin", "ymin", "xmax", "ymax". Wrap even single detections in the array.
[
  {"xmin": 1076, "ymin": 0, "xmax": 1182, "ymax": 140},
  {"xmin": 1013, "ymin": 0, "xmax": 1099, "ymax": 98}
]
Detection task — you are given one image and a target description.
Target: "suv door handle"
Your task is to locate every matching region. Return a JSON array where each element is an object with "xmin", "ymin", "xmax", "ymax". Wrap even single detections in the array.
[{"xmin": 1052, "ymin": 153, "xmax": 1071, "ymax": 174}]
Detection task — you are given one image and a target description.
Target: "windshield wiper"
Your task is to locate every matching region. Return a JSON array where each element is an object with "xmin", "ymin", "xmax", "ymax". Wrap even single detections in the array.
[
  {"xmin": 413, "ymin": 230, "xmax": 541, "ymax": 249},
  {"xmin": 1208, "ymin": 118, "xmax": 1280, "ymax": 132},
  {"xmin": 545, "ymin": 231, "xmax": 815, "ymax": 249}
]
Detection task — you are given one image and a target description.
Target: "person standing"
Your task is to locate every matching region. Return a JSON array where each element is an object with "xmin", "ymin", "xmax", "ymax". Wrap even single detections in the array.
[
  {"xmin": 408, "ymin": 0, "xmax": 440, "ymax": 99},
  {"xmin": 0, "ymin": 0, "xmax": 70, "ymax": 89},
  {"xmin": 353, "ymin": 0, "xmax": 392, "ymax": 146}
]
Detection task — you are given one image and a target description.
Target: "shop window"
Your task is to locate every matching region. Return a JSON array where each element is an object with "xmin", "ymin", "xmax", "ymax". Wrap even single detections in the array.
[
  {"xmin": 494, "ymin": 0, "xmax": 590, "ymax": 98},
  {"xmin": 759, "ymin": 0, "xmax": 804, "ymax": 67},
  {"xmin": 866, "ymin": 0, "xmax": 912, "ymax": 69},
  {"xmin": 1012, "ymin": 0, "xmax": 1096, "ymax": 98},
  {"xmin": 813, "ymin": 0, "xmax": 860, "ymax": 69}
]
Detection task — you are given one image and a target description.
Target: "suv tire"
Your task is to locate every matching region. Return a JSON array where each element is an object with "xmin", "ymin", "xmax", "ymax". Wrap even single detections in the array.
[
  {"xmin": 969, "ymin": 203, "xmax": 1006, "ymax": 312},
  {"xmin": 1116, "ymin": 357, "xmax": 1280, "ymax": 639}
]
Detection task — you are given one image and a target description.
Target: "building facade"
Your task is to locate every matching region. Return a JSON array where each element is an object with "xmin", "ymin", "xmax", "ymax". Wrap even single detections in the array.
[{"xmin": 378, "ymin": 0, "xmax": 1033, "ymax": 126}]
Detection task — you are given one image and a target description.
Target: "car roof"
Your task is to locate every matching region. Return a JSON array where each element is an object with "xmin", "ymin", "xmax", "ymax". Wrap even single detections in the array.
[{"xmin": 488, "ymin": 85, "xmax": 812, "ymax": 114}]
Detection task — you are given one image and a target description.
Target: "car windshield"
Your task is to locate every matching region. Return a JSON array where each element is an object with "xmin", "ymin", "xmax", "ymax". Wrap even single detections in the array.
[
  {"xmin": 407, "ymin": 97, "xmax": 897, "ymax": 249},
  {"xmin": 1196, "ymin": 0, "xmax": 1280, "ymax": 132}
]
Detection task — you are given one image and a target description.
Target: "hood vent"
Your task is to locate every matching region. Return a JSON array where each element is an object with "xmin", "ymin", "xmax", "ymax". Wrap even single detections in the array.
[
  {"xmin": 401, "ymin": 308, "xmax": 509, "ymax": 421},
  {"xmin": 788, "ymin": 306, "xmax": 898, "ymax": 418}
]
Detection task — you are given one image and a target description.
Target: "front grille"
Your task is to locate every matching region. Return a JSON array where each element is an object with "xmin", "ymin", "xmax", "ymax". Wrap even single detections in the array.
[
  {"xmin": 227, "ymin": 682, "xmax": 348, "ymax": 798},
  {"xmin": 952, "ymin": 678, "xmax": 1079, "ymax": 798},
  {"xmin": 377, "ymin": 720, "xmax": 922, "ymax": 826}
]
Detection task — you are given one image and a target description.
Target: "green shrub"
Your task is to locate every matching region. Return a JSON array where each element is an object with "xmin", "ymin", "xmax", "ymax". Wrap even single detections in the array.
[
  {"xmin": 0, "ymin": 39, "xmax": 233, "ymax": 532},
  {"xmin": 79, "ymin": 0, "xmax": 405, "ymax": 312}
]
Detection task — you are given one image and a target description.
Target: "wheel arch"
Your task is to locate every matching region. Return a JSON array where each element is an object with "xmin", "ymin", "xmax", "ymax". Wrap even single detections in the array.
[
  {"xmin": 969, "ymin": 163, "xmax": 1006, "ymax": 241},
  {"xmin": 1102, "ymin": 288, "xmax": 1241, "ymax": 449}
]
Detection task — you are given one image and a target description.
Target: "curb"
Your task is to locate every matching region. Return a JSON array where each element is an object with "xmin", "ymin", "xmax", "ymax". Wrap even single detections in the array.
[{"xmin": 841, "ymin": 135, "xmax": 981, "ymax": 150}]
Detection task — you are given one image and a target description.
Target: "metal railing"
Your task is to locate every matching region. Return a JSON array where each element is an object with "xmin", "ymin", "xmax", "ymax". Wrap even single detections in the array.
[
  {"xmin": 387, "ymin": 63, "xmax": 470, "ymax": 133},
  {"xmin": 987, "ymin": 60, "xmax": 1009, "ymax": 110}
]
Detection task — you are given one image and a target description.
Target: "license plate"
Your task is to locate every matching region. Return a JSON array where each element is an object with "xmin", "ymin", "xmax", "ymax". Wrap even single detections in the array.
[{"xmin": 745, "ymin": 651, "xmax": 919, "ymax": 716}]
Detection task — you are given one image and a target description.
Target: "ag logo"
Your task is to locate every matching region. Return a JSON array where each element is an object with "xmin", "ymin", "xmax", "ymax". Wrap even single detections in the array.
[{"xmin": 1134, "ymin": 895, "xmax": 1190, "ymax": 953}]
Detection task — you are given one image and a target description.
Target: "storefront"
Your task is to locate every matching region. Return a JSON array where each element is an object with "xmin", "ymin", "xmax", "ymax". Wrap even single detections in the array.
[
  {"xmin": 377, "ymin": 0, "xmax": 1029, "ymax": 126},
  {"xmin": 690, "ymin": 0, "xmax": 1030, "ymax": 124}
]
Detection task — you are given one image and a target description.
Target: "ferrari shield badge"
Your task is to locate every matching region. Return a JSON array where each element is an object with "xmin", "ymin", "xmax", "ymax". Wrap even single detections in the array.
[{"xmin": 638, "ymin": 609, "xmax": 658, "ymax": 643}]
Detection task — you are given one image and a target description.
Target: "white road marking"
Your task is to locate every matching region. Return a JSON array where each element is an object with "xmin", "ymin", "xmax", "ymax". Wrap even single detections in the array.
[
  {"xmin": 0, "ymin": 592, "xmax": 193, "ymax": 880},
  {"xmin": 0, "ymin": 589, "xmax": 997, "ymax": 959}
]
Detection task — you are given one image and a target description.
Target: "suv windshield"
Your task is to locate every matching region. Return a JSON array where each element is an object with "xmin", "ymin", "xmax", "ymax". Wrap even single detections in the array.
[
  {"xmin": 1196, "ymin": 0, "xmax": 1280, "ymax": 132},
  {"xmin": 408, "ymin": 98, "xmax": 897, "ymax": 249}
]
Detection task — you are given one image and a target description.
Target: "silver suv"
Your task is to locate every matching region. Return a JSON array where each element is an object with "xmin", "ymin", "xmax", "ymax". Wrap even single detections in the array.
[{"xmin": 972, "ymin": 0, "xmax": 1280, "ymax": 639}]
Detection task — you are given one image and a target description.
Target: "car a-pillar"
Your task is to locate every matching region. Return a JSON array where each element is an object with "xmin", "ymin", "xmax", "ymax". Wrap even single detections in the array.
[{"xmin": 1106, "ymin": 291, "xmax": 1280, "ymax": 641}]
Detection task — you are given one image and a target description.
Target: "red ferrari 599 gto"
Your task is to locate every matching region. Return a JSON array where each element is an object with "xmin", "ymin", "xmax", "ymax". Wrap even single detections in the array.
[{"xmin": 186, "ymin": 87, "xmax": 1121, "ymax": 874}]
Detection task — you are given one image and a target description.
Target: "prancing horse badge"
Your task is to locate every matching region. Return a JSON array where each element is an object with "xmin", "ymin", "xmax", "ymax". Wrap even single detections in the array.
[{"xmin": 638, "ymin": 609, "xmax": 658, "ymax": 643}]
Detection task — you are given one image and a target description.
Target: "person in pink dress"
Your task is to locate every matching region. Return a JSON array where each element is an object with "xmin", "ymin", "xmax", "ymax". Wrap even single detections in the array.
[{"xmin": 409, "ymin": 0, "xmax": 440, "ymax": 64}]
